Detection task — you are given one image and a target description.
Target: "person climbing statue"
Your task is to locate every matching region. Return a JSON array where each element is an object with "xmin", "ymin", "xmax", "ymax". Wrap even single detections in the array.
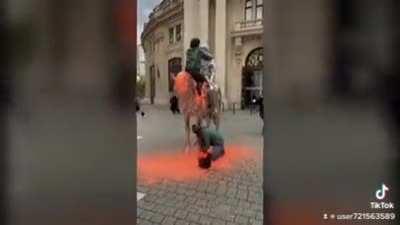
[{"xmin": 185, "ymin": 38, "xmax": 213, "ymax": 96}]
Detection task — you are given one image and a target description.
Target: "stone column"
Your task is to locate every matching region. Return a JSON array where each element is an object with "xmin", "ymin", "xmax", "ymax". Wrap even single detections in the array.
[
  {"xmin": 184, "ymin": 0, "xmax": 199, "ymax": 65},
  {"xmin": 215, "ymin": 0, "xmax": 227, "ymax": 103},
  {"xmin": 200, "ymin": 0, "xmax": 210, "ymax": 45},
  {"xmin": 232, "ymin": 37, "xmax": 243, "ymax": 104}
]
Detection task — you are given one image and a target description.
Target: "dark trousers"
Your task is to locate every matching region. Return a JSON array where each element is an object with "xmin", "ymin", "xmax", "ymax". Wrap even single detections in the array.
[
  {"xmin": 190, "ymin": 71, "xmax": 207, "ymax": 83},
  {"xmin": 170, "ymin": 96, "xmax": 180, "ymax": 114},
  {"xmin": 186, "ymin": 69, "xmax": 207, "ymax": 95},
  {"xmin": 210, "ymin": 144, "xmax": 225, "ymax": 161}
]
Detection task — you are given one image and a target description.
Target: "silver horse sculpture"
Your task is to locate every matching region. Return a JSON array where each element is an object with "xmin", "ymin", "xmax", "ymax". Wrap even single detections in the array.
[
  {"xmin": 173, "ymin": 60, "xmax": 222, "ymax": 152},
  {"xmin": 204, "ymin": 61, "xmax": 222, "ymax": 130}
]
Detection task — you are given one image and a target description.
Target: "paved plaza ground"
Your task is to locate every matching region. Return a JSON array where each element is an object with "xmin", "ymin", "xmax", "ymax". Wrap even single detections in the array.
[
  {"xmin": 7, "ymin": 97, "xmax": 395, "ymax": 225},
  {"xmin": 137, "ymin": 105, "xmax": 264, "ymax": 225},
  {"xmin": 137, "ymin": 102, "xmax": 397, "ymax": 225}
]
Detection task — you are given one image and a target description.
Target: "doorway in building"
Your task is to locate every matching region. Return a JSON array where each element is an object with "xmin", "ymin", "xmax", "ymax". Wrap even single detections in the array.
[
  {"xmin": 168, "ymin": 58, "xmax": 182, "ymax": 93},
  {"xmin": 241, "ymin": 47, "xmax": 263, "ymax": 109},
  {"xmin": 150, "ymin": 65, "xmax": 155, "ymax": 104}
]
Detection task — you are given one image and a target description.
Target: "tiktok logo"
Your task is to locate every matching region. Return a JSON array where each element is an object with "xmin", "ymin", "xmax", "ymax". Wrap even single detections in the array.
[
  {"xmin": 375, "ymin": 183, "xmax": 389, "ymax": 200},
  {"xmin": 370, "ymin": 184, "xmax": 394, "ymax": 209}
]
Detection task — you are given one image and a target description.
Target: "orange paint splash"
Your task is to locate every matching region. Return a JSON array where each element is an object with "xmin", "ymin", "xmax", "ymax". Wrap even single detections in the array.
[
  {"xmin": 138, "ymin": 145, "xmax": 260, "ymax": 185},
  {"xmin": 195, "ymin": 94, "xmax": 206, "ymax": 109},
  {"xmin": 174, "ymin": 71, "xmax": 192, "ymax": 96}
]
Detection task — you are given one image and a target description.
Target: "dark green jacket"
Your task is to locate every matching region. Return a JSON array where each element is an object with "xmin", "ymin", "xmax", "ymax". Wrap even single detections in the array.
[
  {"xmin": 186, "ymin": 47, "xmax": 213, "ymax": 74},
  {"xmin": 198, "ymin": 128, "xmax": 224, "ymax": 150}
]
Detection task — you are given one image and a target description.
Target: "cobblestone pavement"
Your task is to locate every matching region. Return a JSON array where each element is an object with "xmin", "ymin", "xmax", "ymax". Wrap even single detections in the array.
[{"xmin": 137, "ymin": 106, "xmax": 263, "ymax": 225}]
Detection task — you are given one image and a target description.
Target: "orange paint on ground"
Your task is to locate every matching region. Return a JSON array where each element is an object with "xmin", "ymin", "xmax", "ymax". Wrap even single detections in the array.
[{"xmin": 138, "ymin": 145, "xmax": 260, "ymax": 185}]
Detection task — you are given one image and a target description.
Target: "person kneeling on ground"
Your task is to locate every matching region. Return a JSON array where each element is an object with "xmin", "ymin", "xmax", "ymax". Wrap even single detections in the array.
[{"xmin": 192, "ymin": 124, "xmax": 225, "ymax": 169}]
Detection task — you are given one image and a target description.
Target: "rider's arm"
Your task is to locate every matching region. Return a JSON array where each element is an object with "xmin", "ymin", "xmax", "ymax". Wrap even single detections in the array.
[
  {"xmin": 200, "ymin": 48, "xmax": 213, "ymax": 61},
  {"xmin": 185, "ymin": 49, "xmax": 191, "ymax": 68}
]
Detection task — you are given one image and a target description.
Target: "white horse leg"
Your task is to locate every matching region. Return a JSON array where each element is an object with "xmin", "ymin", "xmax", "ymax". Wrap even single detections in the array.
[
  {"xmin": 197, "ymin": 116, "xmax": 203, "ymax": 128},
  {"xmin": 213, "ymin": 113, "xmax": 219, "ymax": 130},
  {"xmin": 206, "ymin": 113, "xmax": 211, "ymax": 128},
  {"xmin": 184, "ymin": 115, "xmax": 191, "ymax": 153},
  {"xmin": 215, "ymin": 94, "xmax": 222, "ymax": 130},
  {"xmin": 212, "ymin": 115, "xmax": 219, "ymax": 130}
]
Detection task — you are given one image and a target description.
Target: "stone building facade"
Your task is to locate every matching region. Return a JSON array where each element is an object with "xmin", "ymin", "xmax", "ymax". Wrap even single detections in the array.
[
  {"xmin": 137, "ymin": 44, "xmax": 146, "ymax": 77},
  {"xmin": 141, "ymin": 0, "xmax": 264, "ymax": 108}
]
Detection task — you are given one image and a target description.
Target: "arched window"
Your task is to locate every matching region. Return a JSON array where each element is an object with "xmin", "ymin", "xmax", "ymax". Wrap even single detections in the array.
[
  {"xmin": 245, "ymin": 47, "xmax": 263, "ymax": 70},
  {"xmin": 245, "ymin": 0, "xmax": 263, "ymax": 21},
  {"xmin": 242, "ymin": 47, "xmax": 264, "ymax": 109}
]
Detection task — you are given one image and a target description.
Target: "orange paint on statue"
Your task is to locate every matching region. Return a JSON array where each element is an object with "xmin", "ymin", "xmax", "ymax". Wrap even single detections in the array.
[
  {"xmin": 195, "ymin": 94, "xmax": 205, "ymax": 107},
  {"xmin": 174, "ymin": 71, "xmax": 191, "ymax": 96},
  {"xmin": 138, "ymin": 145, "xmax": 260, "ymax": 185}
]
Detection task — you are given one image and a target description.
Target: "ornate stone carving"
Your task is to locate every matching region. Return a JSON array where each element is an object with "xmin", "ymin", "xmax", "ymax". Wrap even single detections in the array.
[
  {"xmin": 243, "ymin": 34, "xmax": 262, "ymax": 42},
  {"xmin": 235, "ymin": 52, "xmax": 242, "ymax": 64},
  {"xmin": 234, "ymin": 37, "xmax": 242, "ymax": 47},
  {"xmin": 233, "ymin": 37, "xmax": 243, "ymax": 64}
]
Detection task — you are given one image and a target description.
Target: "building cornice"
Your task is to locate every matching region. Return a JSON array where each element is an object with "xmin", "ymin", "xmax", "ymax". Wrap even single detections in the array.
[
  {"xmin": 141, "ymin": 0, "xmax": 183, "ymax": 44},
  {"xmin": 230, "ymin": 19, "xmax": 264, "ymax": 38}
]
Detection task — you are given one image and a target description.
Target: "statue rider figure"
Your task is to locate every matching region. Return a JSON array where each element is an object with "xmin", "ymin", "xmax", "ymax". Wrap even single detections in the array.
[
  {"xmin": 185, "ymin": 38, "xmax": 214, "ymax": 96},
  {"xmin": 200, "ymin": 43, "xmax": 215, "ymax": 84}
]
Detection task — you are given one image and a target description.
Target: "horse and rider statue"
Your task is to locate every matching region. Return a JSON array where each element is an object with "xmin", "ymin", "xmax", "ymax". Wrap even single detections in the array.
[{"xmin": 173, "ymin": 38, "xmax": 222, "ymax": 153}]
